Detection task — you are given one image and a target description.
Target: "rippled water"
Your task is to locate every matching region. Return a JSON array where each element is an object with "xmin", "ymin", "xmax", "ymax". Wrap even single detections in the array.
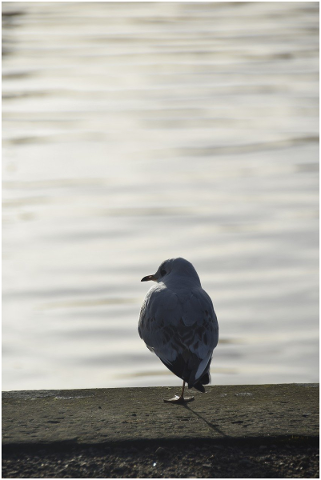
[{"xmin": 2, "ymin": 2, "xmax": 319, "ymax": 391}]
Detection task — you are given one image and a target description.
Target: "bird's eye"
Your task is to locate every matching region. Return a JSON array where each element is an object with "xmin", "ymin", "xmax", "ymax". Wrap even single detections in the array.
[{"xmin": 160, "ymin": 269, "xmax": 166, "ymax": 276}]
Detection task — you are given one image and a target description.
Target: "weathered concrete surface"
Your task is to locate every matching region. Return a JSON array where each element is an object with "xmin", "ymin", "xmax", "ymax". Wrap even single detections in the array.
[{"xmin": 2, "ymin": 384, "xmax": 318, "ymax": 447}]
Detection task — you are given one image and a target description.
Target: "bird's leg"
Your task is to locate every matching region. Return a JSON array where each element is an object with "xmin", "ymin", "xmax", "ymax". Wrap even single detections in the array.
[{"xmin": 163, "ymin": 380, "xmax": 195, "ymax": 404}]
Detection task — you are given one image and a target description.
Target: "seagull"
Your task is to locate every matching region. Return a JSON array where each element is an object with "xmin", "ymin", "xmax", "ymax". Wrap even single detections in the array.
[{"xmin": 138, "ymin": 257, "xmax": 218, "ymax": 404}]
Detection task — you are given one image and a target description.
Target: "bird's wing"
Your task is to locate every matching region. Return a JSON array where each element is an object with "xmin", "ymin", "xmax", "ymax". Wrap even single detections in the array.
[
  {"xmin": 138, "ymin": 285, "xmax": 218, "ymax": 387},
  {"xmin": 179, "ymin": 287, "xmax": 218, "ymax": 385}
]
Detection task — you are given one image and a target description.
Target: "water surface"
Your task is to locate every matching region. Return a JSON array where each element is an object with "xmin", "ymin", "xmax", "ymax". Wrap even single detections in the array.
[{"xmin": 2, "ymin": 2, "xmax": 319, "ymax": 391}]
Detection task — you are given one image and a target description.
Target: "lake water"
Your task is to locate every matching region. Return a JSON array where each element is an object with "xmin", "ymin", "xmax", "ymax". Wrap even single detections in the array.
[{"xmin": 2, "ymin": 2, "xmax": 319, "ymax": 391}]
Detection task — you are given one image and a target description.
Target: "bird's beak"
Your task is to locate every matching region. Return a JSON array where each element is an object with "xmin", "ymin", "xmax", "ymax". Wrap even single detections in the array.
[{"xmin": 141, "ymin": 274, "xmax": 157, "ymax": 282}]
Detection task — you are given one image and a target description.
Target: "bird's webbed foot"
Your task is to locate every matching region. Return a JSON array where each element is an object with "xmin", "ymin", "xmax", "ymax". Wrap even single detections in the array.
[{"xmin": 163, "ymin": 395, "xmax": 194, "ymax": 404}]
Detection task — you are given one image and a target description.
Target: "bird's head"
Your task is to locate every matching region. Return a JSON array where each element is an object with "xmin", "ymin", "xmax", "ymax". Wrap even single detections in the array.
[{"xmin": 141, "ymin": 257, "xmax": 201, "ymax": 285}]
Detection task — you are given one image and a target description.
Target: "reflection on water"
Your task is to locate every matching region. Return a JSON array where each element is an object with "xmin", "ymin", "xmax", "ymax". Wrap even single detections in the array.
[{"xmin": 2, "ymin": 2, "xmax": 318, "ymax": 391}]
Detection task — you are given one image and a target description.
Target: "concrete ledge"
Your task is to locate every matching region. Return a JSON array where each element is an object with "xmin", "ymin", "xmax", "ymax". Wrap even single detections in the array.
[{"xmin": 2, "ymin": 383, "xmax": 318, "ymax": 447}]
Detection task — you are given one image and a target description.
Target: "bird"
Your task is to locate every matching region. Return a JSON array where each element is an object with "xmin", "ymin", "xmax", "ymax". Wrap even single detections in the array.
[{"xmin": 138, "ymin": 257, "xmax": 218, "ymax": 404}]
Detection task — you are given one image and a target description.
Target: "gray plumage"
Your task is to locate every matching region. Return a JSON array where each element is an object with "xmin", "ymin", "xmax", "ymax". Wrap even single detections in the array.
[{"xmin": 138, "ymin": 257, "xmax": 218, "ymax": 393}]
